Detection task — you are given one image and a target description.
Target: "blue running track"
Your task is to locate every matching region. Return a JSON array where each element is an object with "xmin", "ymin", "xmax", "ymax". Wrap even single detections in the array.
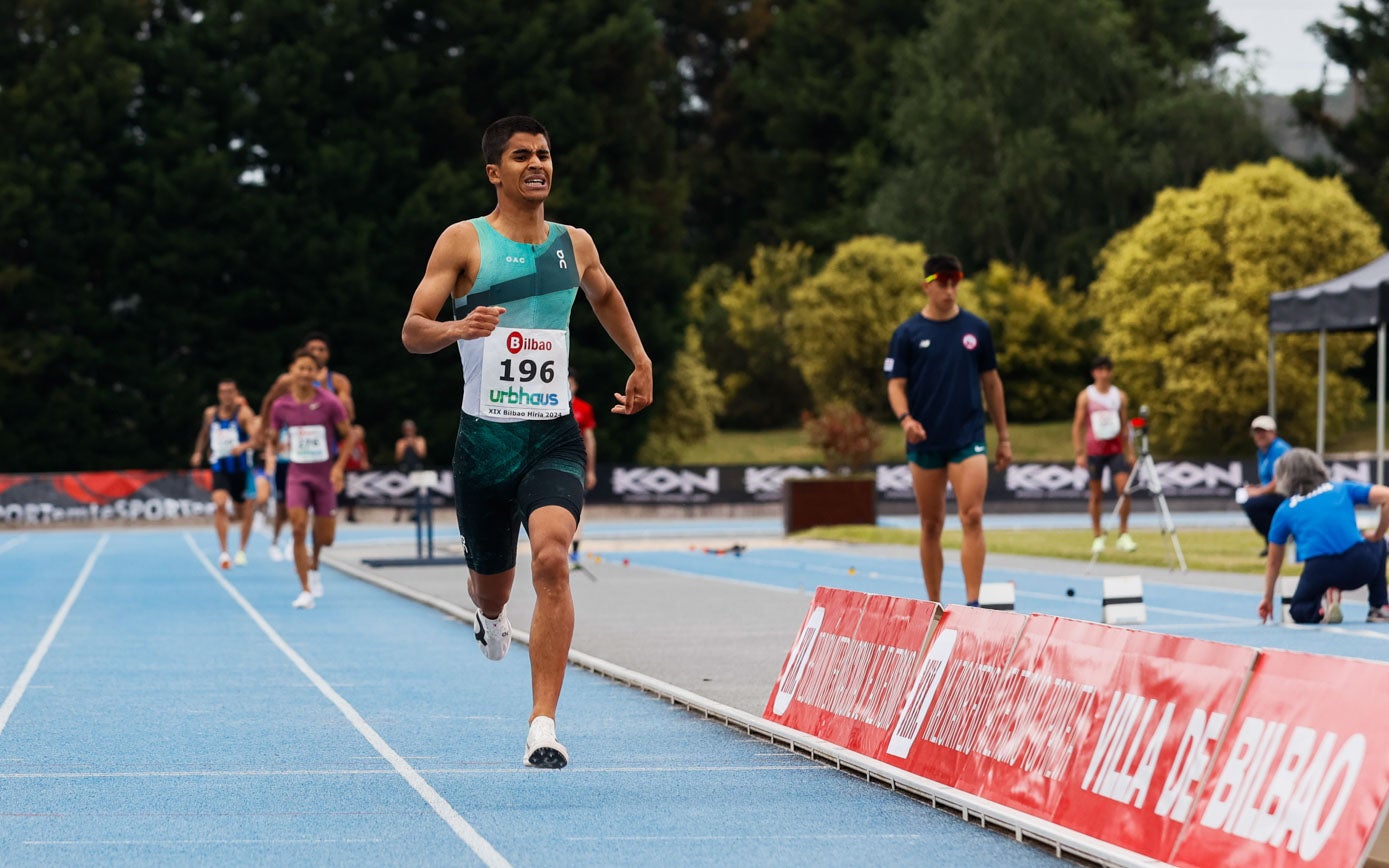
[{"xmin": 1, "ymin": 528, "xmax": 1063, "ymax": 866}]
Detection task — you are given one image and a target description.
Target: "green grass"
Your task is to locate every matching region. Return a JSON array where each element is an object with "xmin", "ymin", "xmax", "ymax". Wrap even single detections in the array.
[
  {"xmin": 681, "ymin": 406, "xmax": 1383, "ymax": 466},
  {"xmin": 798, "ymin": 525, "xmax": 1294, "ymax": 576},
  {"xmin": 678, "ymin": 419, "xmax": 1076, "ymax": 465}
]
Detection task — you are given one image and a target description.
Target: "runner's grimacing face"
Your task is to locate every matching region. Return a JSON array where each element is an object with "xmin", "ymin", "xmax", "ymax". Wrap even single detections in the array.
[
  {"xmin": 490, "ymin": 133, "xmax": 551, "ymax": 202},
  {"xmin": 290, "ymin": 357, "xmax": 318, "ymax": 388},
  {"xmin": 217, "ymin": 382, "xmax": 238, "ymax": 409}
]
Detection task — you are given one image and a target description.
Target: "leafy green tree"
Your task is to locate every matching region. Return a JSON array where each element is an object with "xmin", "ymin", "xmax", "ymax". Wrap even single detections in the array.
[
  {"xmin": 1293, "ymin": 0, "xmax": 1389, "ymax": 231},
  {"xmin": 714, "ymin": 243, "xmax": 815, "ymax": 427},
  {"xmin": 958, "ymin": 263, "xmax": 1099, "ymax": 422},
  {"xmin": 871, "ymin": 0, "xmax": 1271, "ymax": 288},
  {"xmin": 786, "ymin": 235, "xmax": 927, "ymax": 416},
  {"xmin": 1090, "ymin": 159, "xmax": 1384, "ymax": 454},
  {"xmin": 675, "ymin": 0, "xmax": 928, "ymax": 265},
  {"xmin": 1, "ymin": 0, "xmax": 687, "ymax": 471}
]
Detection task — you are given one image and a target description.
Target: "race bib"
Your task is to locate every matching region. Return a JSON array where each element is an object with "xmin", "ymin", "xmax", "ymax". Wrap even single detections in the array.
[
  {"xmin": 479, "ymin": 328, "xmax": 570, "ymax": 420},
  {"xmin": 1091, "ymin": 409, "xmax": 1122, "ymax": 441},
  {"xmin": 210, "ymin": 426, "xmax": 240, "ymax": 461},
  {"xmin": 288, "ymin": 425, "xmax": 330, "ymax": 463}
]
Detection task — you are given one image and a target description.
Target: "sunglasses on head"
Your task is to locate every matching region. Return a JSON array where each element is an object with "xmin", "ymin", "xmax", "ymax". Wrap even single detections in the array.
[{"xmin": 925, "ymin": 270, "xmax": 963, "ymax": 285}]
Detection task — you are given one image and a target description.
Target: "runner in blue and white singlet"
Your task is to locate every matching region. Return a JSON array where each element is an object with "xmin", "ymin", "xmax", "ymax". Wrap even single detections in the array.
[{"xmin": 191, "ymin": 379, "xmax": 255, "ymax": 568}]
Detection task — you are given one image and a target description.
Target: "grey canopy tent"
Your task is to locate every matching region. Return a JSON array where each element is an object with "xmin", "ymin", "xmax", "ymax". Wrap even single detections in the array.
[{"xmin": 1267, "ymin": 253, "xmax": 1389, "ymax": 482}]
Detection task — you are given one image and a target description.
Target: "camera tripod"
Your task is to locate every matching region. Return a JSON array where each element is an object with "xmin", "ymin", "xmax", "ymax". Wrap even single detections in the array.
[{"xmin": 1088, "ymin": 419, "xmax": 1188, "ymax": 573}]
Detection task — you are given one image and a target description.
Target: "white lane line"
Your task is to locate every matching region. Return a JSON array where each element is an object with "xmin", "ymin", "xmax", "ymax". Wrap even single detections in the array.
[
  {"xmin": 182, "ymin": 534, "xmax": 509, "ymax": 868},
  {"xmin": 0, "ymin": 535, "xmax": 30, "ymax": 556},
  {"xmin": 0, "ymin": 763, "xmax": 815, "ymax": 780},
  {"xmin": 26, "ymin": 839, "xmax": 384, "ymax": 846},
  {"xmin": 0, "ymin": 535, "xmax": 108, "ymax": 737},
  {"xmin": 568, "ymin": 834, "xmax": 926, "ymax": 841}
]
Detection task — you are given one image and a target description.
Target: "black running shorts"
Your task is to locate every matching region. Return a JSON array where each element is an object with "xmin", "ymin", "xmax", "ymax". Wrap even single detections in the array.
[{"xmin": 452, "ymin": 412, "xmax": 587, "ymax": 574}]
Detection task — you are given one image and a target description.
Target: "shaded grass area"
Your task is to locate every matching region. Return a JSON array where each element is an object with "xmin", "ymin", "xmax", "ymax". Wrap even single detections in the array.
[{"xmin": 800, "ymin": 525, "xmax": 1292, "ymax": 577}]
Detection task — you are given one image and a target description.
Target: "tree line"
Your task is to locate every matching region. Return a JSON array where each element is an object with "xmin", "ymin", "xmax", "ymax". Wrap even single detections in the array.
[{"xmin": 2, "ymin": 0, "xmax": 1386, "ymax": 471}]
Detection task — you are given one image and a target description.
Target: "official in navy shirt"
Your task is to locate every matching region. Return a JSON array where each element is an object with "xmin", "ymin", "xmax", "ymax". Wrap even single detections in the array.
[
  {"xmin": 1259, "ymin": 448, "xmax": 1389, "ymax": 624},
  {"xmin": 885, "ymin": 253, "xmax": 1010, "ymax": 605}
]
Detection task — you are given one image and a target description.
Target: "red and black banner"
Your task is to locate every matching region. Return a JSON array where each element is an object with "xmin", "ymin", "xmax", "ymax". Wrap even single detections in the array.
[{"xmin": 0, "ymin": 471, "xmax": 218, "ymax": 524}]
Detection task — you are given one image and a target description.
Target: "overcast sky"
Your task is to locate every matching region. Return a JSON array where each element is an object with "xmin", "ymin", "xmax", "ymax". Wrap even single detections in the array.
[{"xmin": 1211, "ymin": 0, "xmax": 1353, "ymax": 93}]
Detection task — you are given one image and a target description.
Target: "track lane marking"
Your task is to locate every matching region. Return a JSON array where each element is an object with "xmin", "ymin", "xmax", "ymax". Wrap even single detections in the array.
[
  {"xmin": 183, "ymin": 533, "xmax": 509, "ymax": 868},
  {"xmin": 0, "ymin": 535, "xmax": 108, "ymax": 737}
]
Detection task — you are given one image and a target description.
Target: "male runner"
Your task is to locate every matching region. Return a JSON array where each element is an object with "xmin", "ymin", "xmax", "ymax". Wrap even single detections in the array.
[
  {"xmin": 260, "ymin": 331, "xmax": 355, "ymax": 421},
  {"xmin": 266, "ymin": 350, "xmax": 355, "ymax": 609},
  {"xmin": 190, "ymin": 379, "xmax": 255, "ymax": 568},
  {"xmin": 1071, "ymin": 355, "xmax": 1137, "ymax": 553},
  {"xmin": 401, "ymin": 115, "xmax": 652, "ymax": 769}
]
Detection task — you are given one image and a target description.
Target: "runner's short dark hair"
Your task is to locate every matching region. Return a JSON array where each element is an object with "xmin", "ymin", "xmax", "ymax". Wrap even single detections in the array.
[
  {"xmin": 482, "ymin": 116, "xmax": 550, "ymax": 166},
  {"xmin": 923, "ymin": 253, "xmax": 963, "ymax": 277},
  {"xmin": 1092, "ymin": 355, "xmax": 1113, "ymax": 371},
  {"xmin": 301, "ymin": 330, "xmax": 331, "ymax": 349}
]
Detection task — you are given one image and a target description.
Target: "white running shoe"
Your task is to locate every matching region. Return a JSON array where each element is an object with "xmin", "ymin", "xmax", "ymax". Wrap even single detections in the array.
[
  {"xmin": 218, "ymin": 551, "xmax": 232, "ymax": 569},
  {"xmin": 309, "ymin": 570, "xmax": 324, "ymax": 598},
  {"xmin": 282, "ymin": 541, "xmax": 294, "ymax": 560},
  {"xmin": 292, "ymin": 591, "xmax": 315, "ymax": 609},
  {"xmin": 233, "ymin": 550, "xmax": 248, "ymax": 567},
  {"xmin": 474, "ymin": 608, "xmax": 512, "ymax": 661},
  {"xmin": 1116, "ymin": 533, "xmax": 1138, "ymax": 553},
  {"xmin": 523, "ymin": 716, "xmax": 569, "ymax": 769},
  {"xmin": 268, "ymin": 543, "xmax": 285, "ymax": 562},
  {"xmin": 1090, "ymin": 537, "xmax": 1105, "ymax": 555}
]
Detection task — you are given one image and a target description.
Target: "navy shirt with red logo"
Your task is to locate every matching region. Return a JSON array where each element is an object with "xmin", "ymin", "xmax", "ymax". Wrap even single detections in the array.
[{"xmin": 884, "ymin": 309, "xmax": 998, "ymax": 452}]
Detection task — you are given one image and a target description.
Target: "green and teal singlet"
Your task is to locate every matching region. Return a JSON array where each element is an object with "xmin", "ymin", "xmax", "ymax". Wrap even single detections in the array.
[{"xmin": 454, "ymin": 218, "xmax": 579, "ymax": 420}]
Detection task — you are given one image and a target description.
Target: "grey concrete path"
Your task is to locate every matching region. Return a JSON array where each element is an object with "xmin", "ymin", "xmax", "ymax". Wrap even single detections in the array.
[{"xmin": 321, "ymin": 520, "xmax": 1309, "ymax": 719}]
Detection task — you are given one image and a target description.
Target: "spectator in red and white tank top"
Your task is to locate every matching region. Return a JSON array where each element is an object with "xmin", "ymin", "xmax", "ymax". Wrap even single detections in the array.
[{"xmin": 1072, "ymin": 355, "xmax": 1137, "ymax": 555}]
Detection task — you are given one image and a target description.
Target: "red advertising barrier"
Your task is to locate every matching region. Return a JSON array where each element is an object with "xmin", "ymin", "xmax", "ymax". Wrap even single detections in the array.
[
  {"xmin": 768, "ymin": 593, "xmax": 1389, "ymax": 866},
  {"xmin": 1171, "ymin": 651, "xmax": 1389, "ymax": 868},
  {"xmin": 881, "ymin": 604, "xmax": 1028, "ymax": 788},
  {"xmin": 764, "ymin": 587, "xmax": 936, "ymax": 756}
]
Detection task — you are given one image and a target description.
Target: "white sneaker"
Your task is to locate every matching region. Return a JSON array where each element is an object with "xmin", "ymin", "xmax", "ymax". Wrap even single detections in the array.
[
  {"xmin": 1090, "ymin": 537, "xmax": 1105, "ymax": 554},
  {"xmin": 268, "ymin": 543, "xmax": 285, "ymax": 562},
  {"xmin": 292, "ymin": 591, "xmax": 315, "ymax": 609},
  {"xmin": 1116, "ymin": 533, "xmax": 1138, "ymax": 553},
  {"xmin": 474, "ymin": 608, "xmax": 512, "ymax": 661},
  {"xmin": 219, "ymin": 551, "xmax": 232, "ymax": 569},
  {"xmin": 233, "ymin": 550, "xmax": 248, "ymax": 567},
  {"xmin": 282, "ymin": 541, "xmax": 294, "ymax": 560},
  {"xmin": 309, "ymin": 570, "xmax": 324, "ymax": 599},
  {"xmin": 523, "ymin": 716, "xmax": 569, "ymax": 769}
]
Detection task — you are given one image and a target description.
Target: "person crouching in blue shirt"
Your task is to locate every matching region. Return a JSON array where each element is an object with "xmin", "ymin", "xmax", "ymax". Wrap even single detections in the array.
[{"xmin": 1258, "ymin": 448, "xmax": 1389, "ymax": 624}]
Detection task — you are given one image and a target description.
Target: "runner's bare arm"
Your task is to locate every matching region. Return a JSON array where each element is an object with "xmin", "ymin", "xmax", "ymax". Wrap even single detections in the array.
[
  {"xmin": 887, "ymin": 378, "xmax": 924, "ymax": 445},
  {"xmin": 570, "ymin": 227, "xmax": 652, "ymax": 415},
  {"xmin": 259, "ymin": 374, "xmax": 291, "ymax": 421},
  {"xmin": 334, "ymin": 372, "xmax": 356, "ymax": 421},
  {"xmin": 981, "ymin": 370, "xmax": 1011, "ymax": 471},
  {"xmin": 233, "ymin": 406, "xmax": 256, "ymax": 455},
  {"xmin": 402, "ymin": 222, "xmax": 504, "ymax": 354},
  {"xmin": 190, "ymin": 407, "xmax": 213, "ymax": 467},
  {"xmin": 1072, "ymin": 391, "xmax": 1088, "ymax": 466},
  {"xmin": 330, "ymin": 419, "xmax": 355, "ymax": 493}
]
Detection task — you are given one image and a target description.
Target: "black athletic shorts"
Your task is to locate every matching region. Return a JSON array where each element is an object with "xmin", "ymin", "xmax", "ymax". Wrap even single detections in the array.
[
  {"xmin": 212, "ymin": 469, "xmax": 248, "ymax": 504},
  {"xmin": 1087, "ymin": 452, "xmax": 1131, "ymax": 482},
  {"xmin": 452, "ymin": 412, "xmax": 587, "ymax": 574}
]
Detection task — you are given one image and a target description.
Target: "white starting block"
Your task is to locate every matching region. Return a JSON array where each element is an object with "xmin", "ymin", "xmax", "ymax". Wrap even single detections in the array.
[
  {"xmin": 1279, "ymin": 576, "xmax": 1297, "ymax": 625},
  {"xmin": 1102, "ymin": 575, "xmax": 1146, "ymax": 625},
  {"xmin": 978, "ymin": 582, "xmax": 1015, "ymax": 611}
]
